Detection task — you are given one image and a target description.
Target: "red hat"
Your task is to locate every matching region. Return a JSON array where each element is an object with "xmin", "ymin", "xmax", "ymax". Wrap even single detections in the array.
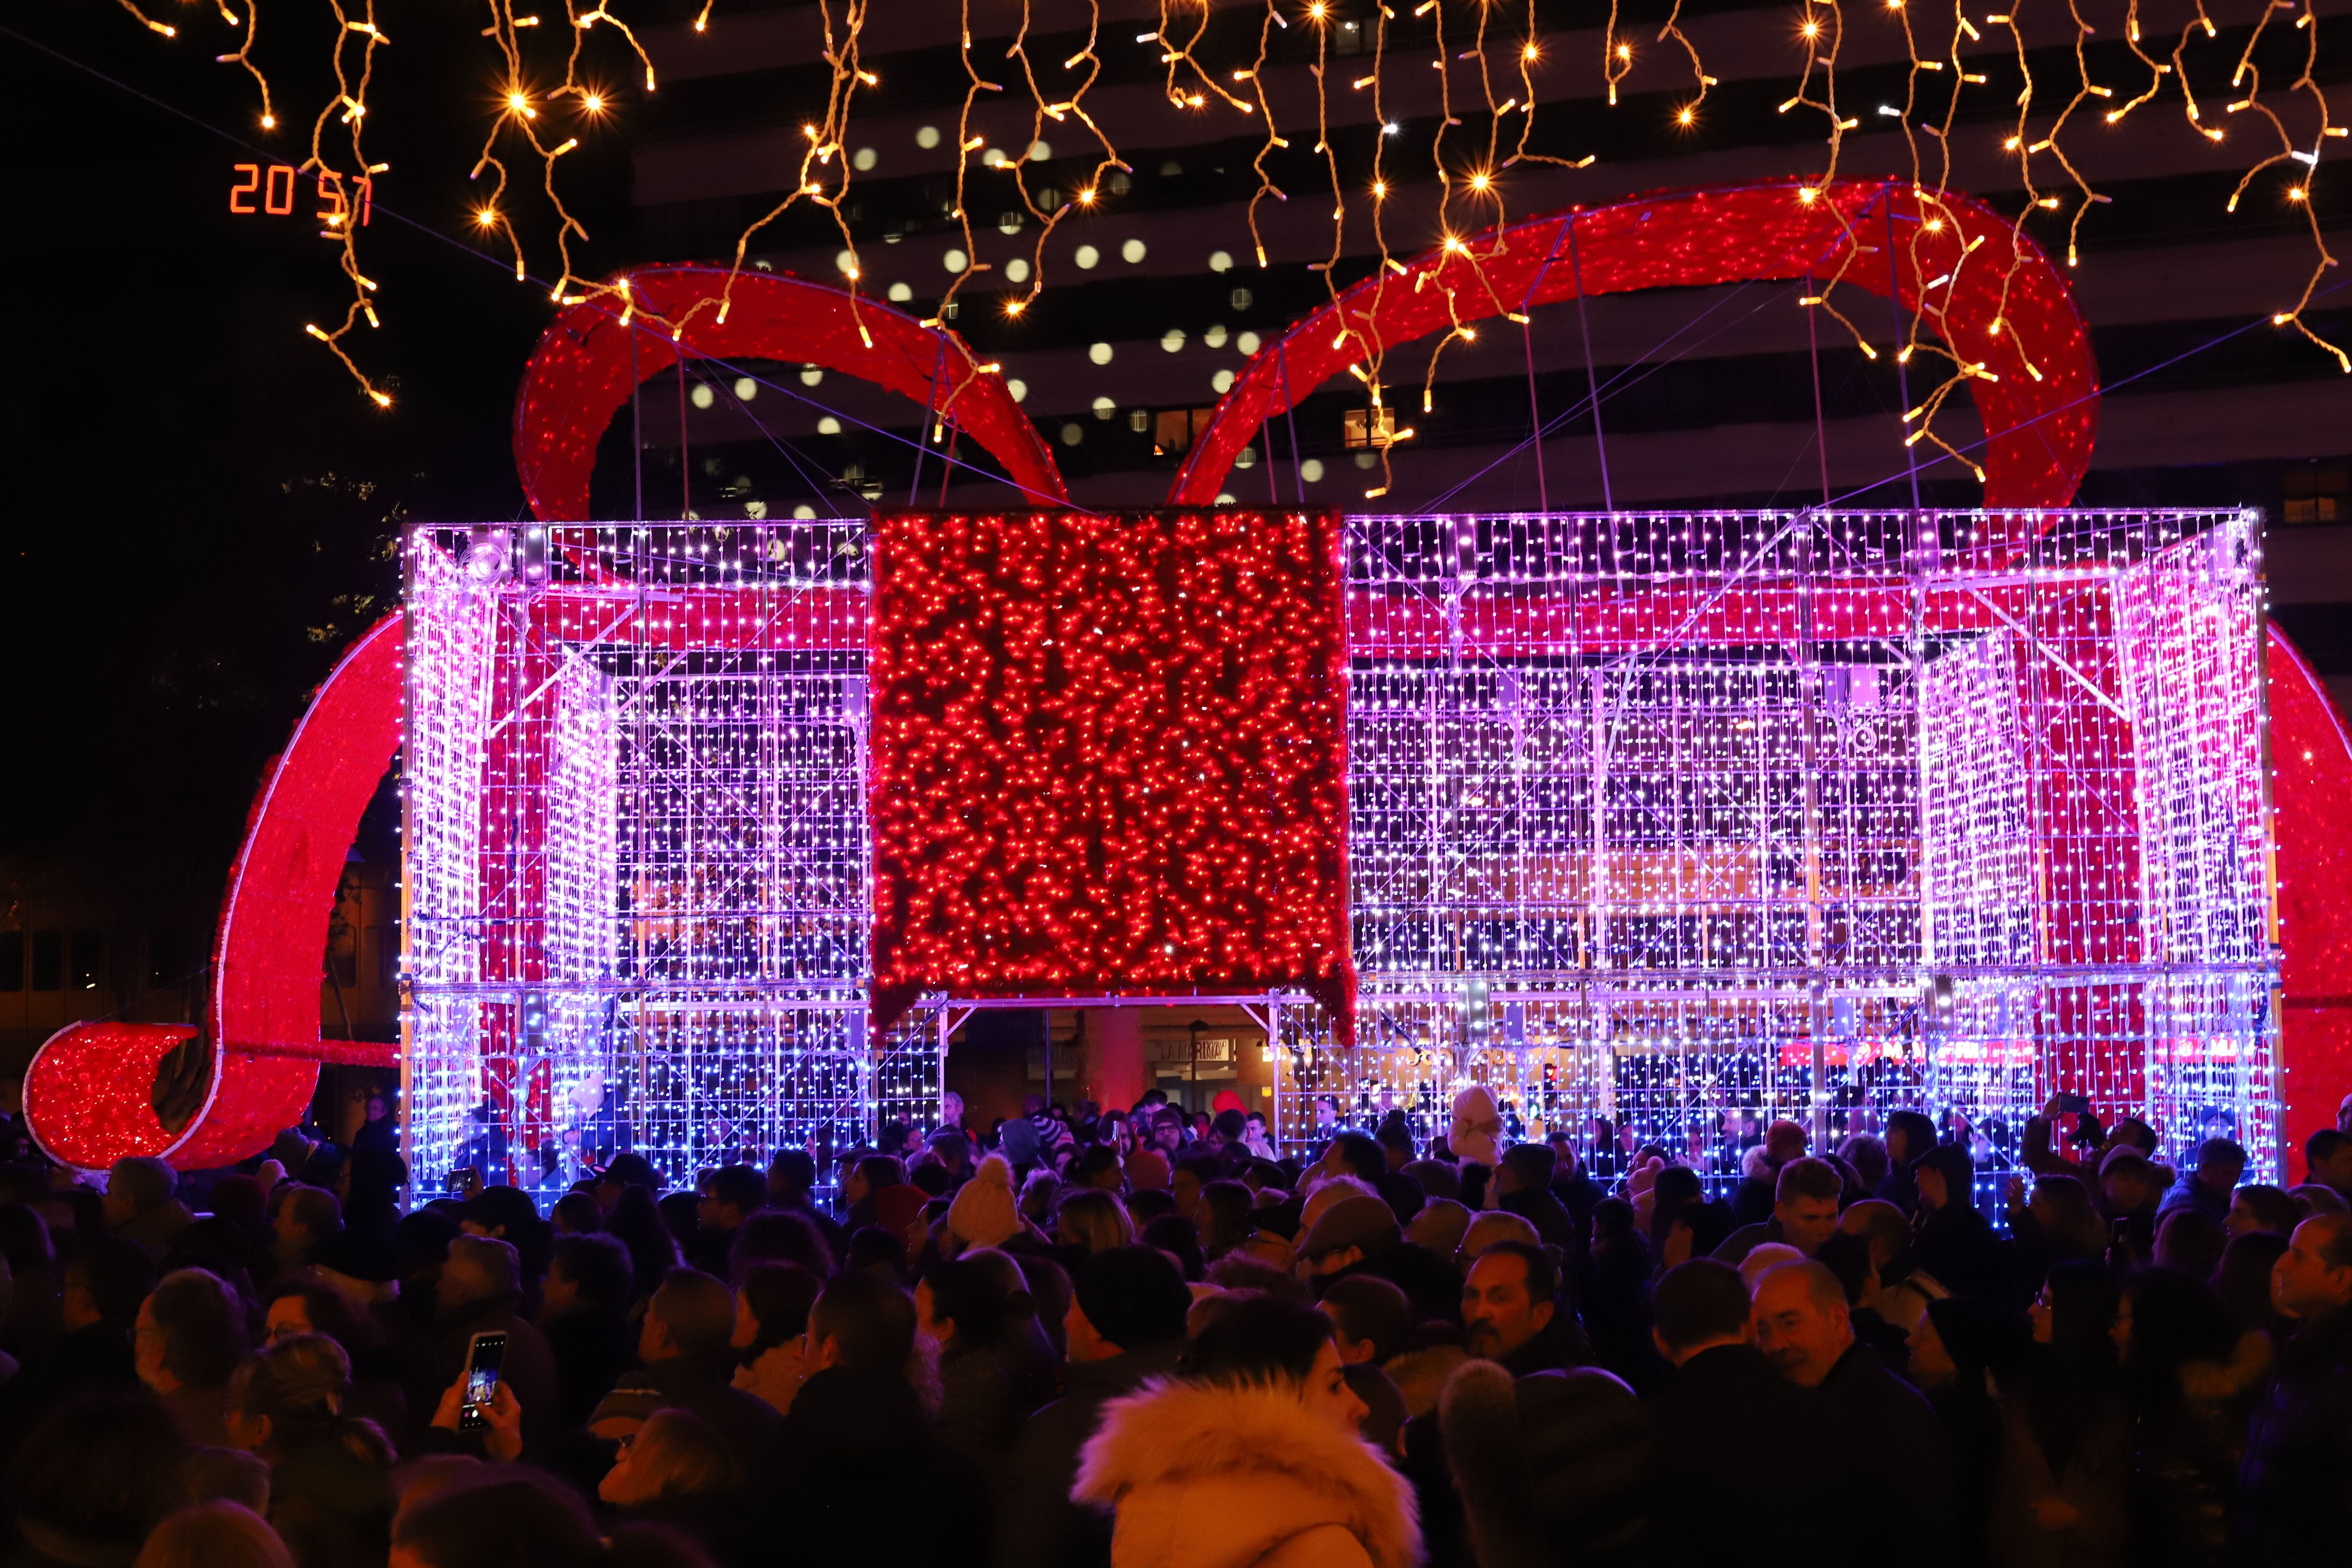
[
  {"xmin": 1125, "ymin": 1148, "xmax": 1171, "ymax": 1192},
  {"xmin": 1212, "ymin": 1089, "xmax": 1246, "ymax": 1116}
]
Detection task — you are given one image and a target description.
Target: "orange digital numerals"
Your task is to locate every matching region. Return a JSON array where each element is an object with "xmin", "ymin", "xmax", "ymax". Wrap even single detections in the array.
[{"xmin": 230, "ymin": 164, "xmax": 373, "ymax": 227}]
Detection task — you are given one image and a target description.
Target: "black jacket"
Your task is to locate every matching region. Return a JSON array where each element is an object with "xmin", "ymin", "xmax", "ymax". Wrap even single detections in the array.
[
  {"xmin": 2234, "ymin": 1305, "xmax": 2352, "ymax": 1563},
  {"xmin": 1496, "ymin": 1185, "xmax": 1576, "ymax": 1251},
  {"xmin": 778, "ymin": 1366, "xmax": 989, "ymax": 1565},
  {"xmin": 541, "ymin": 1303, "xmax": 638, "ymax": 1433},
  {"xmin": 1818, "ymin": 1342, "xmax": 1957, "ymax": 1565},
  {"xmin": 1497, "ymin": 1307, "xmax": 1597, "ymax": 1378},
  {"xmin": 991, "ymin": 1338, "xmax": 1185, "ymax": 1568},
  {"xmin": 1645, "ymin": 1344, "xmax": 1828, "ymax": 1568}
]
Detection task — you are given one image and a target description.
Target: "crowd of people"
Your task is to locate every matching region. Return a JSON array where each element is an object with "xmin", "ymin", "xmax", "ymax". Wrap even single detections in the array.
[{"xmin": 0, "ymin": 1081, "xmax": 2346, "ymax": 1568}]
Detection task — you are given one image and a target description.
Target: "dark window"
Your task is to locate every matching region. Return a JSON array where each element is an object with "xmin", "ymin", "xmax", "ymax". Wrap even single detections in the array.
[
  {"xmin": 0, "ymin": 933, "xmax": 21, "ymax": 992},
  {"xmin": 30, "ymin": 931, "xmax": 61, "ymax": 991},
  {"xmin": 69, "ymin": 932, "xmax": 101, "ymax": 991},
  {"xmin": 148, "ymin": 927, "xmax": 183, "ymax": 988},
  {"xmin": 2283, "ymin": 468, "xmax": 2348, "ymax": 525}
]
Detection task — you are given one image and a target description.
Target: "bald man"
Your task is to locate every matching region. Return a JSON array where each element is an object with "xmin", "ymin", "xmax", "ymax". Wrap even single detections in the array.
[
  {"xmin": 1753, "ymin": 1261, "xmax": 1955, "ymax": 1561},
  {"xmin": 2238, "ymin": 1214, "xmax": 2352, "ymax": 1560}
]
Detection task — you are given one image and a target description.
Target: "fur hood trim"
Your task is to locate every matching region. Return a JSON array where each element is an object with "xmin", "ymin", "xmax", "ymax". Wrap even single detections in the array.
[
  {"xmin": 1741, "ymin": 1144, "xmax": 1776, "ymax": 1181},
  {"xmin": 1075, "ymin": 1376, "xmax": 1421, "ymax": 1568},
  {"xmin": 2180, "ymin": 1330, "xmax": 2274, "ymax": 1405},
  {"xmin": 1438, "ymin": 1360, "xmax": 1549, "ymax": 1568}
]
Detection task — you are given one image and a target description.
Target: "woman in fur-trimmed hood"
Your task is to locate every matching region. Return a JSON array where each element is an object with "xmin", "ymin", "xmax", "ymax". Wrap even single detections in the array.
[{"xmin": 1073, "ymin": 1294, "xmax": 1421, "ymax": 1568}]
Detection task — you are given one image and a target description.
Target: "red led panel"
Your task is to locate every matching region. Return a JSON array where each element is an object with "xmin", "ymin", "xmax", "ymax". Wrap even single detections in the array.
[{"xmin": 868, "ymin": 508, "xmax": 1355, "ymax": 1041}]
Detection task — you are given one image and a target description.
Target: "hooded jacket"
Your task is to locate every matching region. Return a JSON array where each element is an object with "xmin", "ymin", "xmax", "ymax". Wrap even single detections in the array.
[{"xmin": 1075, "ymin": 1377, "xmax": 1422, "ymax": 1568}]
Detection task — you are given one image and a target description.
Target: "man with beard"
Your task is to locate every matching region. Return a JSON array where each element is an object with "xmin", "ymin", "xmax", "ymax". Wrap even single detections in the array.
[{"xmin": 1460, "ymin": 1241, "xmax": 1592, "ymax": 1375}]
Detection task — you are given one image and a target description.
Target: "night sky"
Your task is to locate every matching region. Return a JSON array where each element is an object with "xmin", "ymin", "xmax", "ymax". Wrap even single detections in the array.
[{"xmin": 0, "ymin": 4, "xmax": 645, "ymax": 884}]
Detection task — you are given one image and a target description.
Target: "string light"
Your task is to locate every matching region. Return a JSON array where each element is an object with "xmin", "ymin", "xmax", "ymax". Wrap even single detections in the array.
[{"xmin": 95, "ymin": 0, "xmax": 2352, "ymax": 410}]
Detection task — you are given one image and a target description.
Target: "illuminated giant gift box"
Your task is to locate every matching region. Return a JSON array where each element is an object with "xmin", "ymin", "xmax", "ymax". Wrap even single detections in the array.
[{"xmin": 397, "ymin": 505, "xmax": 2278, "ymax": 1190}]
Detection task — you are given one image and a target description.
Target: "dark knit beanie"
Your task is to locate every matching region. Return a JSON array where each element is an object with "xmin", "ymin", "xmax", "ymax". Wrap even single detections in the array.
[{"xmin": 1072, "ymin": 1244, "xmax": 1192, "ymax": 1351}]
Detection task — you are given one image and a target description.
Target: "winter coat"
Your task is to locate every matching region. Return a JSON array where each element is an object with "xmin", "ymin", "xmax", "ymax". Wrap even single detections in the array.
[
  {"xmin": 2232, "ymin": 1307, "xmax": 2350, "ymax": 1565},
  {"xmin": 1988, "ymin": 1386, "xmax": 2131, "ymax": 1568},
  {"xmin": 1818, "ymin": 1342, "xmax": 1958, "ymax": 1566},
  {"xmin": 993, "ymin": 1339, "xmax": 1186, "ymax": 1568},
  {"xmin": 1644, "ymin": 1344, "xmax": 1826, "ymax": 1568},
  {"xmin": 2125, "ymin": 1333, "xmax": 2271, "ymax": 1568},
  {"xmin": 780, "ymin": 1366, "xmax": 994, "ymax": 1564},
  {"xmin": 541, "ymin": 1302, "xmax": 637, "ymax": 1433},
  {"xmin": 1913, "ymin": 1202, "xmax": 2001, "ymax": 1302},
  {"xmin": 1075, "ymin": 1377, "xmax": 1422, "ymax": 1568}
]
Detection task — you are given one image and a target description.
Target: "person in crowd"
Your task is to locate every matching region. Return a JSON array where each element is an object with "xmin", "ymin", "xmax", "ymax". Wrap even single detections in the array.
[
  {"xmin": 106, "ymin": 1158, "xmax": 197, "ymax": 1259},
  {"xmin": 729, "ymin": 1260, "xmax": 819, "ymax": 1415},
  {"xmin": 410, "ymin": 1235, "xmax": 559, "ymax": 1455},
  {"xmin": 0, "ymin": 1202, "xmax": 63, "ymax": 1361},
  {"xmin": 1714, "ymin": 1155, "xmax": 1842, "ymax": 1263},
  {"xmin": 390, "ymin": 1467, "xmax": 695, "ymax": 1568},
  {"xmin": 1645, "ymin": 1259, "xmax": 1819, "ymax": 1568},
  {"xmin": 996, "ymin": 1245, "xmax": 1192, "ymax": 1568},
  {"xmin": 1462, "ymin": 1240, "xmax": 1592, "ymax": 1376},
  {"xmin": 1576, "ymin": 1197, "xmax": 1668, "ymax": 1393},
  {"xmin": 551, "ymin": 1192, "xmax": 603, "ymax": 1237},
  {"xmin": 538, "ymin": 1231, "xmax": 638, "ymax": 1432},
  {"xmin": 1438, "ymin": 1359, "xmax": 1649, "ymax": 1568},
  {"xmin": 588, "ymin": 1181, "xmax": 672, "ymax": 1295},
  {"xmin": 136, "ymin": 1267, "xmax": 251, "ymax": 1447},
  {"xmin": 1989, "ymin": 1260, "xmax": 2128, "ymax": 1568},
  {"xmin": 776, "ymin": 1271, "xmax": 988, "ymax": 1562},
  {"xmin": 1053, "ymin": 1188, "xmax": 1136, "ymax": 1258},
  {"xmin": 2234, "ymin": 1213, "xmax": 2352, "ymax": 1562},
  {"xmin": 1192, "ymin": 1179, "xmax": 1255, "ymax": 1263},
  {"xmin": 1751, "ymin": 1260, "xmax": 1957, "ymax": 1559},
  {"xmin": 6, "ymin": 1390, "xmax": 193, "ymax": 1566},
  {"xmin": 1293, "ymin": 1194, "xmax": 1458, "ymax": 1325},
  {"xmin": 271, "ymin": 1186, "xmax": 347, "ymax": 1280},
  {"xmin": 1452, "ymin": 1211, "xmax": 1540, "ymax": 1279},
  {"xmin": 260, "ymin": 1274, "xmax": 407, "ymax": 1433},
  {"xmin": 2100, "ymin": 1150, "xmax": 2168, "ymax": 1268},
  {"xmin": 2156, "ymin": 1210, "xmax": 2229, "ymax": 1280},
  {"xmin": 2006, "ymin": 1173, "xmax": 2110, "ymax": 1282},
  {"xmin": 686, "ymin": 1165, "xmax": 767, "ymax": 1278},
  {"xmin": 595, "ymin": 1407, "xmax": 745, "ymax": 1562},
  {"xmin": 2212, "ymin": 1230, "xmax": 2291, "ymax": 1337},
  {"xmin": 0, "ymin": 1233, "xmax": 152, "ymax": 1452},
  {"xmin": 2117, "ymin": 1265, "xmax": 2271, "ymax": 1568},
  {"xmin": 722, "ymin": 1209, "xmax": 831, "ymax": 1286},
  {"xmin": 597, "ymin": 1268, "xmax": 779, "ymax": 1469},
  {"xmin": 135, "ymin": 1500, "xmax": 298, "ymax": 1568},
  {"xmin": 2225, "ymin": 1182, "xmax": 2301, "ymax": 1240},
  {"xmin": 918, "ymin": 1252, "xmax": 1023, "ymax": 1466},
  {"xmin": 1073, "ymin": 1293, "xmax": 1413, "ymax": 1568},
  {"xmin": 1914, "ymin": 1142, "xmax": 2001, "ymax": 1300},
  {"xmin": 1879, "ymin": 1109, "xmax": 1942, "ymax": 1211},
  {"xmin": 945, "ymin": 1153, "xmax": 1025, "ymax": 1254},
  {"xmin": 1489, "ymin": 1144, "xmax": 1573, "ymax": 1249},
  {"xmin": 766, "ymin": 1150, "xmax": 845, "ymax": 1257},
  {"xmin": 2158, "ymin": 1139, "xmax": 2246, "ymax": 1228},
  {"xmin": 2300, "ymin": 1127, "xmax": 2352, "ymax": 1200},
  {"xmin": 225, "ymin": 1333, "xmax": 397, "ymax": 1568},
  {"xmin": 1729, "ymin": 1120, "xmax": 1808, "ymax": 1225}
]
